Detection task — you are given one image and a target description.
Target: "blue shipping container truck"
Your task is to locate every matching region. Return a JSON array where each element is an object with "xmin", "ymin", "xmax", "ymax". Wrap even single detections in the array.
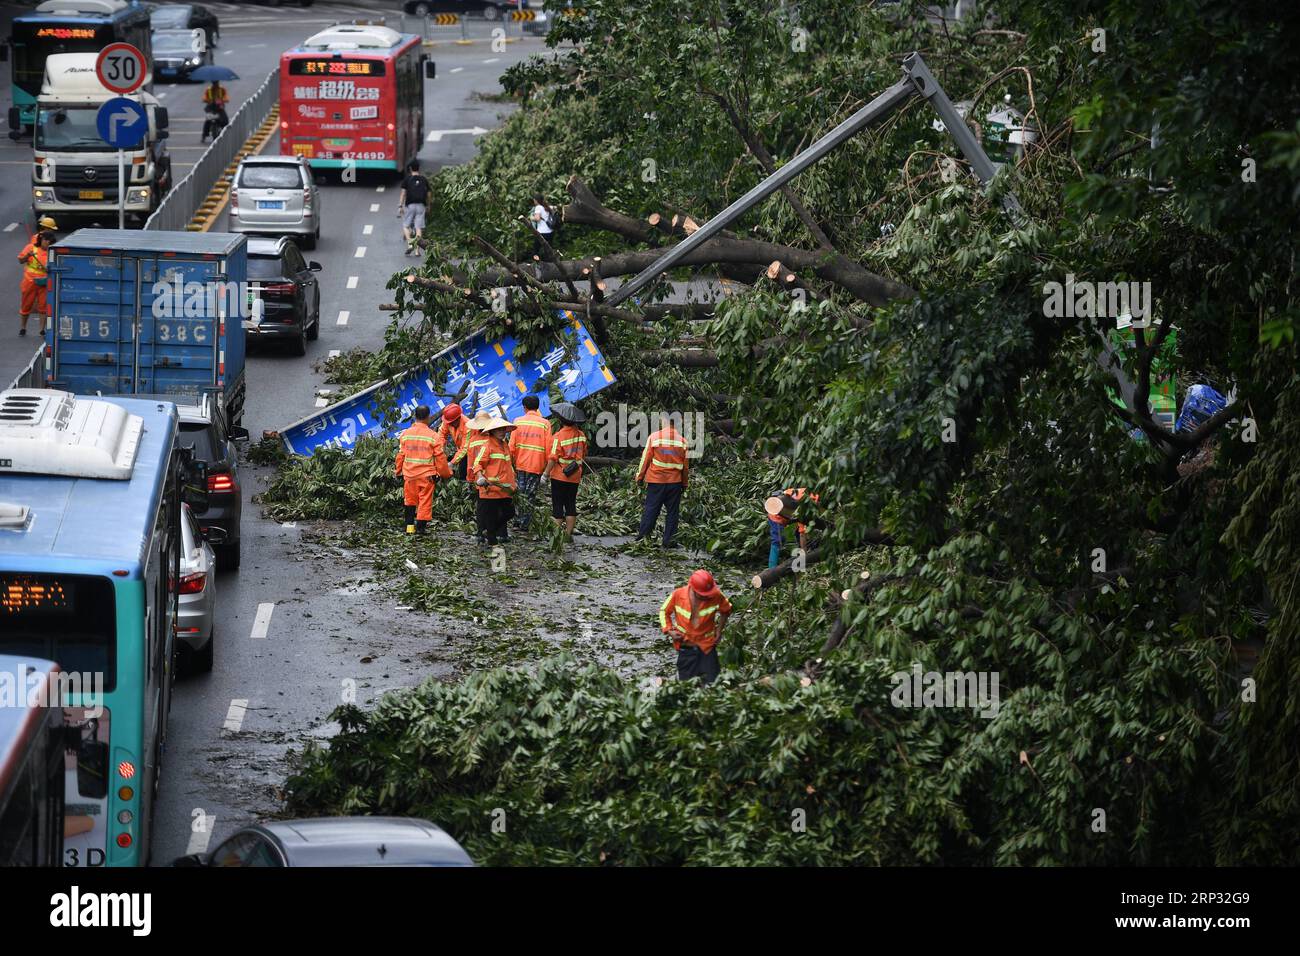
[{"xmin": 45, "ymin": 230, "xmax": 248, "ymax": 429}]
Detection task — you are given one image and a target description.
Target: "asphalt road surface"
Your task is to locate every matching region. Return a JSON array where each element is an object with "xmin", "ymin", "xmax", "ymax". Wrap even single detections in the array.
[{"xmin": 0, "ymin": 0, "xmax": 553, "ymax": 864}]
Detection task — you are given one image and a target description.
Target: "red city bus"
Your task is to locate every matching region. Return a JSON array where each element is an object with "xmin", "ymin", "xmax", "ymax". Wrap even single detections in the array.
[{"xmin": 279, "ymin": 23, "xmax": 434, "ymax": 174}]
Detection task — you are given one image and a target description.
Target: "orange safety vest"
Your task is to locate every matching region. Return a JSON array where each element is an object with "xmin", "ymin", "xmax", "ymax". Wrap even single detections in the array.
[
  {"xmin": 469, "ymin": 433, "xmax": 516, "ymax": 499},
  {"xmin": 18, "ymin": 242, "xmax": 47, "ymax": 281},
  {"xmin": 547, "ymin": 424, "xmax": 587, "ymax": 483},
  {"xmin": 509, "ymin": 410, "xmax": 551, "ymax": 475},
  {"xmin": 203, "ymin": 84, "xmax": 229, "ymax": 106},
  {"xmin": 439, "ymin": 418, "xmax": 468, "ymax": 463},
  {"xmin": 395, "ymin": 420, "xmax": 451, "ymax": 480},
  {"xmin": 770, "ymin": 487, "xmax": 820, "ymax": 534},
  {"xmin": 637, "ymin": 426, "xmax": 689, "ymax": 485},
  {"xmin": 659, "ymin": 585, "xmax": 732, "ymax": 654}
]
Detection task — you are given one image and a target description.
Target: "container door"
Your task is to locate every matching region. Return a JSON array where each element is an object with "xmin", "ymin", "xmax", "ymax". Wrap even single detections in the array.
[
  {"xmin": 136, "ymin": 256, "xmax": 224, "ymax": 399},
  {"xmin": 51, "ymin": 251, "xmax": 139, "ymax": 395}
]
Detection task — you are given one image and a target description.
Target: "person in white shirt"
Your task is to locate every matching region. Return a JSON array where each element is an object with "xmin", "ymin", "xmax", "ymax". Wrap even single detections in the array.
[{"xmin": 529, "ymin": 195, "xmax": 557, "ymax": 259}]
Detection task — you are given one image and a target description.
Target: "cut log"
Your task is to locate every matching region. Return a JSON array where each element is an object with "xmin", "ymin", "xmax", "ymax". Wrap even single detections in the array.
[{"xmin": 752, "ymin": 548, "xmax": 826, "ymax": 589}]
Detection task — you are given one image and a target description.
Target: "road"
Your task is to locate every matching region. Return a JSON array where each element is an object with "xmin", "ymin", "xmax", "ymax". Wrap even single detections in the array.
[{"xmin": 1, "ymin": 0, "xmax": 555, "ymax": 864}]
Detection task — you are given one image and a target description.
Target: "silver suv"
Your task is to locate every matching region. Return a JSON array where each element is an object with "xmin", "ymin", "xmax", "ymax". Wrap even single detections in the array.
[{"xmin": 229, "ymin": 155, "xmax": 322, "ymax": 249}]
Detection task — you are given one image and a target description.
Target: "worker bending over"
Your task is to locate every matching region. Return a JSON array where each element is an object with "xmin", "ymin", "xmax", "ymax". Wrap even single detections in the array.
[
  {"xmin": 660, "ymin": 569, "xmax": 732, "ymax": 684},
  {"xmin": 766, "ymin": 487, "xmax": 820, "ymax": 568},
  {"xmin": 394, "ymin": 405, "xmax": 451, "ymax": 534}
]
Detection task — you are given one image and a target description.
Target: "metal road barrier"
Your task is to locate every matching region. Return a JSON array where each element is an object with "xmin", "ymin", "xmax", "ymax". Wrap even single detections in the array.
[
  {"xmin": 144, "ymin": 68, "xmax": 280, "ymax": 233},
  {"xmin": 7, "ymin": 345, "xmax": 46, "ymax": 391}
]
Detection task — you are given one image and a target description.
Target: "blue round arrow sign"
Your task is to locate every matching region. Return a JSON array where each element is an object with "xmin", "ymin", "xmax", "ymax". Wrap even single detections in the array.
[{"xmin": 96, "ymin": 97, "xmax": 149, "ymax": 149}]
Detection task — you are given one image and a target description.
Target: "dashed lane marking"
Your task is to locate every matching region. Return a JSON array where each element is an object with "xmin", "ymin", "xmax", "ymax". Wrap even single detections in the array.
[
  {"xmin": 328, "ymin": 349, "xmax": 340, "ymax": 358},
  {"xmin": 185, "ymin": 814, "xmax": 217, "ymax": 856},
  {"xmin": 363, "ymin": 224, "xmax": 373, "ymax": 235},
  {"xmin": 3, "ymin": 223, "xmax": 17, "ymax": 232},
  {"xmin": 369, "ymin": 203, "xmax": 380, "ymax": 212},
  {"xmin": 222, "ymin": 700, "xmax": 248, "ymax": 734},
  {"xmin": 337, "ymin": 310, "xmax": 350, "ymax": 326},
  {"xmin": 249, "ymin": 602, "xmax": 274, "ymax": 640},
  {"xmin": 346, "ymin": 275, "xmax": 359, "ymax": 289}
]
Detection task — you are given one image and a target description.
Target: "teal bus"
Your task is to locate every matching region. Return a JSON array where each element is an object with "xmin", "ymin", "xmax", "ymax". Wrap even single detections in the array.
[
  {"xmin": 0, "ymin": 387, "xmax": 205, "ymax": 866},
  {"xmin": 2, "ymin": 0, "xmax": 153, "ymax": 138}
]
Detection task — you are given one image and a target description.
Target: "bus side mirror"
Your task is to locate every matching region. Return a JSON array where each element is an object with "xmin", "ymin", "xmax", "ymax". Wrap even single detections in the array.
[
  {"xmin": 424, "ymin": 59, "xmax": 436, "ymax": 80},
  {"xmin": 230, "ymin": 425, "xmax": 250, "ymax": 441},
  {"xmin": 155, "ymin": 107, "xmax": 169, "ymax": 131},
  {"xmin": 202, "ymin": 526, "xmax": 228, "ymax": 546}
]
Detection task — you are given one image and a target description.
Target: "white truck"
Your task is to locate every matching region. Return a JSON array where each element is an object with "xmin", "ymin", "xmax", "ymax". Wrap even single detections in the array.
[{"xmin": 31, "ymin": 51, "xmax": 172, "ymax": 225}]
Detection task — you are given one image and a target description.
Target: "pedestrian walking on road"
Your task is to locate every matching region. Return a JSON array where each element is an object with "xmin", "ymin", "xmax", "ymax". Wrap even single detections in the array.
[
  {"xmin": 508, "ymin": 395, "xmax": 549, "ymax": 531},
  {"xmin": 467, "ymin": 412, "xmax": 517, "ymax": 546},
  {"xmin": 660, "ymin": 569, "xmax": 732, "ymax": 684},
  {"xmin": 547, "ymin": 402, "xmax": 587, "ymax": 539},
  {"xmin": 395, "ymin": 405, "xmax": 451, "ymax": 535},
  {"xmin": 635, "ymin": 413, "xmax": 690, "ymax": 548},
  {"xmin": 529, "ymin": 194, "xmax": 558, "ymax": 259},
  {"xmin": 17, "ymin": 230, "xmax": 54, "ymax": 337},
  {"xmin": 398, "ymin": 160, "xmax": 431, "ymax": 256}
]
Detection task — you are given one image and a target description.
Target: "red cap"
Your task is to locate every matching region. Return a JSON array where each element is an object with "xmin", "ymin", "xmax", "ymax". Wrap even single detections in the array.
[
  {"xmin": 689, "ymin": 569, "xmax": 720, "ymax": 597},
  {"xmin": 443, "ymin": 404, "xmax": 462, "ymax": 422}
]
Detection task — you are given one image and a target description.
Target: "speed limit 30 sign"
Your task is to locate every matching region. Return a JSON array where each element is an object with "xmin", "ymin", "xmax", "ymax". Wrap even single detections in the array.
[{"xmin": 95, "ymin": 42, "xmax": 147, "ymax": 95}]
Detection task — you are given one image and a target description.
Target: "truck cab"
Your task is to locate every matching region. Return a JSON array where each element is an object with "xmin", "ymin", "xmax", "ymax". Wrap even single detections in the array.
[{"xmin": 31, "ymin": 51, "xmax": 171, "ymax": 225}]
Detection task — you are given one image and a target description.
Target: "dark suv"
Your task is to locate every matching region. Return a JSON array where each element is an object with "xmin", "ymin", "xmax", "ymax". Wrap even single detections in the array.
[
  {"xmin": 140, "ymin": 391, "xmax": 245, "ymax": 570},
  {"xmin": 244, "ymin": 236, "xmax": 322, "ymax": 357}
]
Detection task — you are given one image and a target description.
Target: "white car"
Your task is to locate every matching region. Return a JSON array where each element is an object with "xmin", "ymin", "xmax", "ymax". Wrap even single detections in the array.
[{"xmin": 177, "ymin": 503, "xmax": 219, "ymax": 674}]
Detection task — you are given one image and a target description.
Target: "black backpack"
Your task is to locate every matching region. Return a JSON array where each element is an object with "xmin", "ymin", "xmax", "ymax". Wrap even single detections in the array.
[{"xmin": 405, "ymin": 174, "xmax": 430, "ymax": 205}]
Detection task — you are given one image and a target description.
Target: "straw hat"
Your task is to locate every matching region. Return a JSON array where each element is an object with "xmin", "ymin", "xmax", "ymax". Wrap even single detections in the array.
[{"xmin": 469, "ymin": 410, "xmax": 515, "ymax": 433}]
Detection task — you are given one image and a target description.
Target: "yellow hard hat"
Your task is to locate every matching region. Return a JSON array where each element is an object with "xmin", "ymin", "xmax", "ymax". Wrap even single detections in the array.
[{"xmin": 38, "ymin": 216, "xmax": 57, "ymax": 230}]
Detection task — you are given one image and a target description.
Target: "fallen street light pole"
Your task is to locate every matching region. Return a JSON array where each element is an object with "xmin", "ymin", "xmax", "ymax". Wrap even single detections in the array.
[{"xmin": 606, "ymin": 51, "xmax": 1023, "ymax": 308}]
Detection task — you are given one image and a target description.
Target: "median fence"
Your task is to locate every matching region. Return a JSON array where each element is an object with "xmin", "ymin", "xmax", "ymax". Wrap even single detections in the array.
[{"xmin": 145, "ymin": 67, "xmax": 280, "ymax": 232}]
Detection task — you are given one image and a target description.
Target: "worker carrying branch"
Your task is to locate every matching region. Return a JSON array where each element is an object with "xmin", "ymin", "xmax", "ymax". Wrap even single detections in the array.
[
  {"xmin": 395, "ymin": 405, "xmax": 451, "ymax": 535},
  {"xmin": 765, "ymin": 487, "xmax": 820, "ymax": 568},
  {"xmin": 660, "ymin": 569, "xmax": 732, "ymax": 684}
]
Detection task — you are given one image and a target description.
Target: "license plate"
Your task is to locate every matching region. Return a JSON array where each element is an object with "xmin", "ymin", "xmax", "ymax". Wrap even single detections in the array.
[
  {"xmin": 79, "ymin": 190, "xmax": 104, "ymax": 200},
  {"xmin": 257, "ymin": 200, "xmax": 284, "ymax": 210}
]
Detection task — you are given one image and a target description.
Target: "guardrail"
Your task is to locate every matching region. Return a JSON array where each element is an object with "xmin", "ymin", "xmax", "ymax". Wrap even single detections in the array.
[
  {"xmin": 7, "ymin": 345, "xmax": 46, "ymax": 391},
  {"xmin": 145, "ymin": 68, "xmax": 280, "ymax": 232}
]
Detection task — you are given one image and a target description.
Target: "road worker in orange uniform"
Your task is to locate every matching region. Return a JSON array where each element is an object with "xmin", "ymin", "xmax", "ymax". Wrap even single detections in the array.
[
  {"xmin": 508, "ymin": 395, "xmax": 550, "ymax": 532},
  {"xmin": 467, "ymin": 412, "xmax": 517, "ymax": 546},
  {"xmin": 766, "ymin": 486, "xmax": 820, "ymax": 568},
  {"xmin": 394, "ymin": 405, "xmax": 451, "ymax": 535},
  {"xmin": 660, "ymin": 569, "xmax": 732, "ymax": 684},
  {"xmin": 546, "ymin": 402, "xmax": 588, "ymax": 539},
  {"xmin": 17, "ymin": 230, "xmax": 54, "ymax": 337},
  {"xmin": 635, "ymin": 413, "xmax": 690, "ymax": 548},
  {"xmin": 437, "ymin": 403, "xmax": 468, "ymax": 476}
]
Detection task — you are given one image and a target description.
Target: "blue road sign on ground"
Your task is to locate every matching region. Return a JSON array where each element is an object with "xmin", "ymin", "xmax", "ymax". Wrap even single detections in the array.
[
  {"xmin": 96, "ymin": 97, "xmax": 149, "ymax": 149},
  {"xmin": 280, "ymin": 314, "xmax": 617, "ymax": 456}
]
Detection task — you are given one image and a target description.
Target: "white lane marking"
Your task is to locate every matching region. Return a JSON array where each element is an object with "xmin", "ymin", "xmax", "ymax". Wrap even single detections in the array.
[
  {"xmin": 337, "ymin": 310, "xmax": 350, "ymax": 326},
  {"xmin": 250, "ymin": 602, "xmax": 275, "ymax": 640},
  {"xmin": 369, "ymin": 203, "xmax": 380, "ymax": 212},
  {"xmin": 249, "ymin": 43, "xmax": 266, "ymax": 48},
  {"xmin": 315, "ymin": 397, "xmax": 328, "ymax": 407},
  {"xmin": 223, "ymin": 700, "xmax": 248, "ymax": 734},
  {"xmin": 282, "ymin": 522, "xmax": 297, "ymax": 528},
  {"xmin": 328, "ymin": 349, "xmax": 340, "ymax": 358},
  {"xmin": 375, "ymin": 185, "xmax": 386, "ymax": 193},
  {"xmin": 185, "ymin": 814, "xmax": 217, "ymax": 856},
  {"xmin": 450, "ymin": 67, "xmax": 464, "ymax": 74},
  {"xmin": 354, "ymin": 246, "xmax": 366, "ymax": 258},
  {"xmin": 362, "ymin": 224, "xmax": 373, "ymax": 235},
  {"xmin": 3, "ymin": 222, "xmax": 17, "ymax": 232},
  {"xmin": 482, "ymin": 58, "xmax": 500, "ymax": 64},
  {"xmin": 222, "ymin": 49, "xmax": 235, "ymax": 55},
  {"xmin": 346, "ymin": 275, "xmax": 359, "ymax": 289}
]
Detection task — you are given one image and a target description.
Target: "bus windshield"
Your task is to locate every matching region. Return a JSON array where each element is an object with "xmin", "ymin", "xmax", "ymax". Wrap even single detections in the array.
[
  {"xmin": 34, "ymin": 106, "xmax": 105, "ymax": 151},
  {"xmin": 0, "ymin": 574, "xmax": 116, "ymax": 691},
  {"xmin": 10, "ymin": 21, "xmax": 114, "ymax": 98}
]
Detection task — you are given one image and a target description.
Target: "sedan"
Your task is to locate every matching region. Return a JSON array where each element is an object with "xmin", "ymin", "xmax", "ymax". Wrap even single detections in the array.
[
  {"xmin": 244, "ymin": 236, "xmax": 321, "ymax": 356},
  {"xmin": 173, "ymin": 818, "xmax": 475, "ymax": 866},
  {"xmin": 177, "ymin": 503, "xmax": 220, "ymax": 674},
  {"xmin": 151, "ymin": 28, "xmax": 213, "ymax": 81},
  {"xmin": 402, "ymin": 0, "xmax": 529, "ymax": 20},
  {"xmin": 148, "ymin": 3, "xmax": 220, "ymax": 48}
]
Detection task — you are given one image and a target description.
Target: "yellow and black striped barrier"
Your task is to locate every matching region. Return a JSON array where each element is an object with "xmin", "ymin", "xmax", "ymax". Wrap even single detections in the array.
[
  {"xmin": 430, "ymin": 12, "xmax": 458, "ymax": 25},
  {"xmin": 508, "ymin": 9, "xmax": 537, "ymax": 21},
  {"xmin": 561, "ymin": 7, "xmax": 587, "ymax": 16}
]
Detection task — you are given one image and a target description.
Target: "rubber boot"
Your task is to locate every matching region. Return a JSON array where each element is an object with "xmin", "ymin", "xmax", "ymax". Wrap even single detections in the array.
[
  {"xmin": 415, "ymin": 520, "xmax": 428, "ymax": 535},
  {"xmin": 404, "ymin": 505, "xmax": 416, "ymax": 534},
  {"xmin": 768, "ymin": 543, "xmax": 780, "ymax": 568}
]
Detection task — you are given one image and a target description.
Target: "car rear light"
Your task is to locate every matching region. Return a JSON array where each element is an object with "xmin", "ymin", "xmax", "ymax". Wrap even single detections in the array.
[
  {"xmin": 303, "ymin": 187, "xmax": 311, "ymax": 205},
  {"xmin": 230, "ymin": 187, "xmax": 238, "ymax": 212},
  {"xmin": 208, "ymin": 472, "xmax": 236, "ymax": 493},
  {"xmin": 178, "ymin": 572, "xmax": 206, "ymax": 594},
  {"xmin": 263, "ymin": 282, "xmax": 297, "ymax": 299}
]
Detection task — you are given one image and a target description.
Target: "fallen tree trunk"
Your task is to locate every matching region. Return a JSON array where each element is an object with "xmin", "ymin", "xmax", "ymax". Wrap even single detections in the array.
[{"xmin": 752, "ymin": 548, "xmax": 827, "ymax": 589}]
